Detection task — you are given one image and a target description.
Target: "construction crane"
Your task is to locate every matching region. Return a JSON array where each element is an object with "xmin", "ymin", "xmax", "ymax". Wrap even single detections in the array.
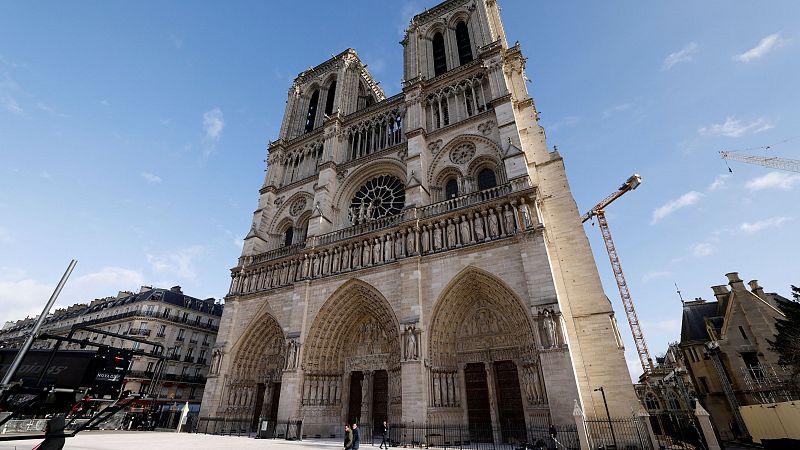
[
  {"xmin": 720, "ymin": 150, "xmax": 800, "ymax": 173},
  {"xmin": 581, "ymin": 174, "xmax": 654, "ymax": 373}
]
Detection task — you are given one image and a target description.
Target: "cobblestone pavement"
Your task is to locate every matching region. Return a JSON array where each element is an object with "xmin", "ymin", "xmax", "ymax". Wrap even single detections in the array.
[{"xmin": 0, "ymin": 431, "xmax": 345, "ymax": 450}]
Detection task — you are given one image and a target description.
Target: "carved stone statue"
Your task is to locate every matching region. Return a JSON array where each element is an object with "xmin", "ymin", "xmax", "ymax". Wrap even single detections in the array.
[
  {"xmin": 372, "ymin": 237, "xmax": 381, "ymax": 263},
  {"xmin": 446, "ymin": 220, "xmax": 457, "ymax": 247},
  {"xmin": 404, "ymin": 325, "xmax": 418, "ymax": 360},
  {"xmin": 286, "ymin": 340, "xmax": 298, "ymax": 370},
  {"xmin": 459, "ymin": 215, "xmax": 471, "ymax": 244},
  {"xmin": 519, "ymin": 201, "xmax": 533, "ymax": 229},
  {"xmin": 433, "ymin": 225, "xmax": 443, "ymax": 250},
  {"xmin": 504, "ymin": 205, "xmax": 516, "ymax": 234},
  {"xmin": 406, "ymin": 229, "xmax": 416, "ymax": 255},
  {"xmin": 394, "ymin": 232, "xmax": 404, "ymax": 258},
  {"xmin": 362, "ymin": 240, "xmax": 371, "ymax": 266},
  {"xmin": 488, "ymin": 210, "xmax": 499, "ymax": 237},
  {"xmin": 384, "ymin": 235, "xmax": 393, "ymax": 261},
  {"xmin": 541, "ymin": 310, "xmax": 558, "ymax": 348}
]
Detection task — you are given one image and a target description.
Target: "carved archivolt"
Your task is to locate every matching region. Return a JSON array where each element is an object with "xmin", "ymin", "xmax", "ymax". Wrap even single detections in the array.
[
  {"xmin": 428, "ymin": 266, "xmax": 538, "ymax": 369},
  {"xmin": 227, "ymin": 311, "xmax": 286, "ymax": 383},
  {"xmin": 303, "ymin": 279, "xmax": 402, "ymax": 373}
]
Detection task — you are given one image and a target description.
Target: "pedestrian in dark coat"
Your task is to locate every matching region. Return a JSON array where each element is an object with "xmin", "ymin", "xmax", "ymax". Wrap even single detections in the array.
[
  {"xmin": 343, "ymin": 424, "xmax": 353, "ymax": 450},
  {"xmin": 36, "ymin": 415, "xmax": 65, "ymax": 450},
  {"xmin": 379, "ymin": 420, "xmax": 389, "ymax": 448},
  {"xmin": 352, "ymin": 423, "xmax": 361, "ymax": 450}
]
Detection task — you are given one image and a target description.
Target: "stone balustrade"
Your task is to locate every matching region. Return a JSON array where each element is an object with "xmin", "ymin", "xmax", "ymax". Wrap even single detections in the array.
[{"xmin": 229, "ymin": 176, "xmax": 537, "ymax": 297}]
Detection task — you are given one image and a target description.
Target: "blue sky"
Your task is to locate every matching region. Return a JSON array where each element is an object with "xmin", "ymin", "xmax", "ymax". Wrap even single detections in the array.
[{"xmin": 1, "ymin": 1, "xmax": 798, "ymax": 380}]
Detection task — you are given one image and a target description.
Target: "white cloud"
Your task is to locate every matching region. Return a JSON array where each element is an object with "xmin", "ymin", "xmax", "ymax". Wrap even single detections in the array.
[
  {"xmin": 662, "ymin": 42, "xmax": 698, "ymax": 70},
  {"xmin": 147, "ymin": 246, "xmax": 204, "ymax": 280},
  {"xmin": 140, "ymin": 172, "xmax": 162, "ymax": 184},
  {"xmin": 699, "ymin": 117, "xmax": 774, "ymax": 138},
  {"xmin": 651, "ymin": 191, "xmax": 703, "ymax": 224},
  {"xmin": 0, "ymin": 266, "xmax": 145, "ymax": 326},
  {"xmin": 0, "ymin": 226, "xmax": 13, "ymax": 244},
  {"xmin": 690, "ymin": 242, "xmax": 713, "ymax": 257},
  {"xmin": 740, "ymin": 216, "xmax": 790, "ymax": 234},
  {"xmin": 547, "ymin": 115, "xmax": 580, "ymax": 132},
  {"xmin": 735, "ymin": 33, "xmax": 788, "ymax": 63},
  {"xmin": 0, "ymin": 74, "xmax": 24, "ymax": 115},
  {"xmin": 745, "ymin": 171, "xmax": 800, "ymax": 191},
  {"xmin": 708, "ymin": 174, "xmax": 731, "ymax": 191},
  {"xmin": 602, "ymin": 103, "xmax": 632, "ymax": 119},
  {"xmin": 642, "ymin": 271, "xmax": 673, "ymax": 283},
  {"xmin": 203, "ymin": 108, "xmax": 225, "ymax": 141},
  {"xmin": 71, "ymin": 267, "xmax": 145, "ymax": 291}
]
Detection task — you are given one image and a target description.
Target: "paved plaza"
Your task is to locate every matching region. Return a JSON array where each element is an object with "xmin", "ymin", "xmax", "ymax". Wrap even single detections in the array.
[{"xmin": 0, "ymin": 431, "xmax": 343, "ymax": 450}]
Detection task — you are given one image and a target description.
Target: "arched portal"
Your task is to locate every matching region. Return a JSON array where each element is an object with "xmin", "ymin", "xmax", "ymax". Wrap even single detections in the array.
[
  {"xmin": 221, "ymin": 311, "xmax": 285, "ymax": 429},
  {"xmin": 429, "ymin": 267, "xmax": 545, "ymax": 443},
  {"xmin": 303, "ymin": 279, "xmax": 402, "ymax": 430}
]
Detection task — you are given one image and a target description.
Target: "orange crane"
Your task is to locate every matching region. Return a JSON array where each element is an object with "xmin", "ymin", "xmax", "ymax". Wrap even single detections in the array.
[{"xmin": 581, "ymin": 174, "xmax": 654, "ymax": 373}]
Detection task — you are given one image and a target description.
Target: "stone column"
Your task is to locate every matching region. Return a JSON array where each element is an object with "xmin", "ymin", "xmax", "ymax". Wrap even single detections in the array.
[
  {"xmin": 572, "ymin": 400, "xmax": 590, "ymax": 450},
  {"xmin": 637, "ymin": 410, "xmax": 659, "ymax": 450},
  {"xmin": 484, "ymin": 362, "xmax": 501, "ymax": 443},
  {"xmin": 695, "ymin": 402, "xmax": 722, "ymax": 450}
]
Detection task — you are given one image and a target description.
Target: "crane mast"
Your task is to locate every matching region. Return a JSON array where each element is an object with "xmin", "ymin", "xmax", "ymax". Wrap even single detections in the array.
[
  {"xmin": 582, "ymin": 174, "xmax": 654, "ymax": 373},
  {"xmin": 720, "ymin": 151, "xmax": 800, "ymax": 173}
]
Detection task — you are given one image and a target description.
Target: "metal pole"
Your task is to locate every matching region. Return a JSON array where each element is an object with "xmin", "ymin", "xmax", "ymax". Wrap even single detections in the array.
[
  {"xmin": 596, "ymin": 387, "xmax": 618, "ymax": 449},
  {"xmin": 0, "ymin": 259, "xmax": 77, "ymax": 390}
]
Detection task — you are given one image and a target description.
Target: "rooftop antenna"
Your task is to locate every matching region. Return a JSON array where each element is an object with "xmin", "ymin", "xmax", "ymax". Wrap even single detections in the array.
[{"xmin": 675, "ymin": 282, "xmax": 685, "ymax": 305}]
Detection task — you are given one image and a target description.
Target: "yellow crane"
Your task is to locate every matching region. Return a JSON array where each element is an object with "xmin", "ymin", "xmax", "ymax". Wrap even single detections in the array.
[
  {"xmin": 720, "ymin": 150, "xmax": 800, "ymax": 173},
  {"xmin": 581, "ymin": 174, "xmax": 654, "ymax": 373}
]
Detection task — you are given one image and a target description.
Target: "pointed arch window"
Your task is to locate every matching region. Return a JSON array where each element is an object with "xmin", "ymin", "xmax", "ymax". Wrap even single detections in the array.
[
  {"xmin": 304, "ymin": 90, "xmax": 320, "ymax": 133},
  {"xmin": 445, "ymin": 178, "xmax": 459, "ymax": 199},
  {"xmin": 432, "ymin": 32, "xmax": 447, "ymax": 76},
  {"xmin": 283, "ymin": 226, "xmax": 294, "ymax": 247},
  {"xmin": 478, "ymin": 168, "xmax": 497, "ymax": 190},
  {"xmin": 324, "ymin": 80, "xmax": 337, "ymax": 116},
  {"xmin": 455, "ymin": 21, "xmax": 473, "ymax": 65}
]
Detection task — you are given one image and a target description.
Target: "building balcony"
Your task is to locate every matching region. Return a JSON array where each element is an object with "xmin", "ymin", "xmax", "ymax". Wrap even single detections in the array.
[
  {"xmin": 231, "ymin": 176, "xmax": 537, "ymax": 296},
  {"xmin": 60, "ymin": 309, "xmax": 219, "ymax": 332},
  {"xmin": 196, "ymin": 358, "xmax": 208, "ymax": 365},
  {"xmin": 168, "ymin": 354, "xmax": 181, "ymax": 361},
  {"xmin": 175, "ymin": 336, "xmax": 185, "ymax": 342},
  {"xmin": 156, "ymin": 332, "xmax": 166, "ymax": 338},
  {"xmin": 126, "ymin": 328, "xmax": 151, "ymax": 337},
  {"xmin": 189, "ymin": 339, "xmax": 198, "ymax": 344},
  {"xmin": 184, "ymin": 356, "xmax": 195, "ymax": 363}
]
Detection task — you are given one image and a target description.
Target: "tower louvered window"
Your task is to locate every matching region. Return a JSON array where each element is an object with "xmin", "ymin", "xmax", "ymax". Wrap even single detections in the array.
[
  {"xmin": 456, "ymin": 21, "xmax": 473, "ymax": 65},
  {"xmin": 432, "ymin": 32, "xmax": 447, "ymax": 76},
  {"xmin": 304, "ymin": 90, "xmax": 320, "ymax": 133}
]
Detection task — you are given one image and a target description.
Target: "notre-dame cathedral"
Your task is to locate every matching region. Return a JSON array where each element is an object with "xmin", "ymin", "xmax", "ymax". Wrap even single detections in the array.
[{"xmin": 201, "ymin": 0, "xmax": 639, "ymax": 440}]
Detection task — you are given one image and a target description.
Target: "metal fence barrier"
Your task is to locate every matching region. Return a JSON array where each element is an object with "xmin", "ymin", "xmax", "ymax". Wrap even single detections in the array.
[{"xmin": 585, "ymin": 417, "xmax": 653, "ymax": 450}]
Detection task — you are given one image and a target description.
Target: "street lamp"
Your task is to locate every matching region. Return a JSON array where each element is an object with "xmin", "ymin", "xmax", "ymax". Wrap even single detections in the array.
[{"xmin": 594, "ymin": 387, "xmax": 618, "ymax": 449}]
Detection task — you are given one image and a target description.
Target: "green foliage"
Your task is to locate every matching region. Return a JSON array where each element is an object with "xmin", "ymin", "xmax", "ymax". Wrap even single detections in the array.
[{"xmin": 768, "ymin": 286, "xmax": 800, "ymax": 388}]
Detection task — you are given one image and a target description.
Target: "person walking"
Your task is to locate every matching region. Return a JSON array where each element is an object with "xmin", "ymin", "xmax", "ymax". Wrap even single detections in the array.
[
  {"xmin": 352, "ymin": 423, "xmax": 361, "ymax": 450},
  {"xmin": 379, "ymin": 420, "xmax": 389, "ymax": 449},
  {"xmin": 343, "ymin": 424, "xmax": 353, "ymax": 450}
]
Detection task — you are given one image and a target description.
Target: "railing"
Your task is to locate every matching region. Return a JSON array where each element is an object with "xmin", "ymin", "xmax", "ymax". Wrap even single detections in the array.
[
  {"xmin": 176, "ymin": 336, "xmax": 185, "ymax": 341},
  {"xmin": 184, "ymin": 356, "xmax": 195, "ymax": 363},
  {"xmin": 309, "ymin": 209, "xmax": 414, "ymax": 248},
  {"xmin": 197, "ymin": 358, "xmax": 208, "ymax": 365},
  {"xmin": 156, "ymin": 332, "xmax": 166, "ymax": 337},
  {"xmin": 249, "ymin": 242, "xmax": 305, "ymax": 265},
  {"xmin": 189, "ymin": 339, "xmax": 198, "ymax": 344},
  {"xmin": 126, "ymin": 328, "xmax": 151, "ymax": 336},
  {"xmin": 59, "ymin": 310, "xmax": 219, "ymax": 332}
]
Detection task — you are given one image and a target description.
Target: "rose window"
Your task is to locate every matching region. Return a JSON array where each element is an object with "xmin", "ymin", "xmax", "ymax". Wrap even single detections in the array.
[
  {"xmin": 449, "ymin": 143, "xmax": 476, "ymax": 165},
  {"xmin": 349, "ymin": 175, "xmax": 405, "ymax": 224}
]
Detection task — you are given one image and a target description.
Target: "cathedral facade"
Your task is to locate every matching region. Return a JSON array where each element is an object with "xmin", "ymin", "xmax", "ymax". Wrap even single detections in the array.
[{"xmin": 201, "ymin": 0, "xmax": 639, "ymax": 439}]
